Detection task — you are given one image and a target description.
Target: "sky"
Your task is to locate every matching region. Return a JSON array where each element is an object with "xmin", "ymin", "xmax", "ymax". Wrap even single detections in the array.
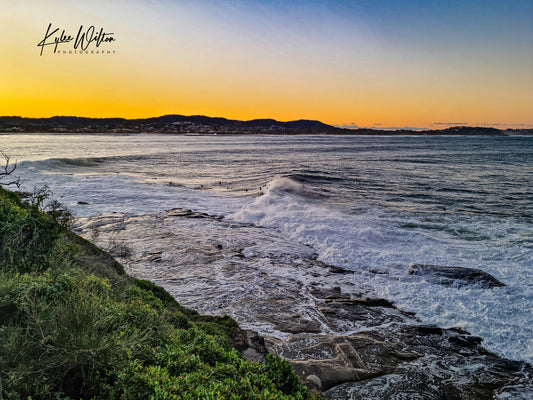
[{"xmin": 1, "ymin": 0, "xmax": 532, "ymax": 129}]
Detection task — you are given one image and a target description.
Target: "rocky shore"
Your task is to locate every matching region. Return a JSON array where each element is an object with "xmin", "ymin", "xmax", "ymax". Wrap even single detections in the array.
[{"xmin": 75, "ymin": 209, "xmax": 533, "ymax": 399}]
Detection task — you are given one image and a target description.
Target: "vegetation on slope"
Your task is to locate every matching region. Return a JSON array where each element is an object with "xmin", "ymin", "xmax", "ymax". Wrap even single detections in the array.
[{"xmin": 0, "ymin": 186, "xmax": 315, "ymax": 399}]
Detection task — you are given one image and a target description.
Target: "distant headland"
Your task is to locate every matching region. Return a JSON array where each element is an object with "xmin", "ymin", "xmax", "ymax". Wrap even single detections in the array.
[{"xmin": 1, "ymin": 115, "xmax": 531, "ymax": 136}]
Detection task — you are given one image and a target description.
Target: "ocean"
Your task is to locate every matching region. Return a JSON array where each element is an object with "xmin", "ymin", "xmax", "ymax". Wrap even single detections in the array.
[{"xmin": 1, "ymin": 133, "xmax": 532, "ymax": 364}]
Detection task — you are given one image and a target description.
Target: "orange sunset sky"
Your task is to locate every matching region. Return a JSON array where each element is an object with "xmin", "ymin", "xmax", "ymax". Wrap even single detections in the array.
[{"xmin": 1, "ymin": 0, "xmax": 532, "ymax": 129}]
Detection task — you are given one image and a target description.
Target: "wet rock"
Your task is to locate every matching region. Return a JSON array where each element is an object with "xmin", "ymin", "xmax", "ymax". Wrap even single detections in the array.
[
  {"xmin": 414, "ymin": 325, "xmax": 444, "ymax": 336},
  {"xmin": 364, "ymin": 267, "xmax": 389, "ymax": 275},
  {"xmin": 232, "ymin": 248, "xmax": 245, "ymax": 258},
  {"xmin": 266, "ymin": 324, "xmax": 532, "ymax": 399},
  {"xmin": 274, "ymin": 317, "xmax": 322, "ymax": 334},
  {"xmin": 494, "ymin": 383, "xmax": 533, "ymax": 400},
  {"xmin": 241, "ymin": 331, "xmax": 267, "ymax": 363},
  {"xmin": 407, "ymin": 263, "xmax": 506, "ymax": 288},
  {"xmin": 325, "ymin": 353, "xmax": 531, "ymax": 400},
  {"xmin": 318, "ymin": 297, "xmax": 409, "ymax": 333},
  {"xmin": 310, "ymin": 286, "xmax": 351, "ymax": 300},
  {"xmin": 265, "ymin": 335, "xmax": 361, "ymax": 390},
  {"xmin": 265, "ymin": 309, "xmax": 531, "ymax": 398},
  {"xmin": 165, "ymin": 208, "xmax": 197, "ymax": 217},
  {"xmin": 166, "ymin": 208, "xmax": 222, "ymax": 220},
  {"xmin": 348, "ymin": 297, "xmax": 395, "ymax": 308},
  {"xmin": 246, "ymin": 331, "xmax": 267, "ymax": 352},
  {"xmin": 74, "ymin": 211, "xmax": 531, "ymax": 399},
  {"xmin": 448, "ymin": 334, "xmax": 483, "ymax": 347},
  {"xmin": 328, "ymin": 265, "xmax": 352, "ymax": 274},
  {"xmin": 139, "ymin": 252, "xmax": 163, "ymax": 263}
]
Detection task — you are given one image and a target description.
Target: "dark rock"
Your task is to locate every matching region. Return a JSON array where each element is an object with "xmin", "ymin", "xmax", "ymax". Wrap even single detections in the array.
[
  {"xmin": 232, "ymin": 248, "xmax": 245, "ymax": 258},
  {"xmin": 241, "ymin": 331, "xmax": 267, "ymax": 362},
  {"xmin": 77, "ymin": 201, "xmax": 89, "ymax": 205},
  {"xmin": 318, "ymin": 300, "xmax": 405, "ymax": 332},
  {"xmin": 266, "ymin": 312, "xmax": 532, "ymax": 399},
  {"xmin": 328, "ymin": 265, "xmax": 352, "ymax": 274},
  {"xmin": 365, "ymin": 267, "xmax": 389, "ymax": 275},
  {"xmin": 267, "ymin": 324, "xmax": 533, "ymax": 399},
  {"xmin": 145, "ymin": 254, "xmax": 162, "ymax": 263},
  {"xmin": 495, "ymin": 382, "xmax": 533, "ymax": 399},
  {"xmin": 448, "ymin": 335, "xmax": 483, "ymax": 347},
  {"xmin": 351, "ymin": 297, "xmax": 395, "ymax": 308},
  {"xmin": 189, "ymin": 212, "xmax": 210, "ymax": 218},
  {"xmin": 246, "ymin": 331, "xmax": 267, "ymax": 352},
  {"xmin": 310, "ymin": 286, "xmax": 351, "ymax": 300},
  {"xmin": 166, "ymin": 208, "xmax": 212, "ymax": 219},
  {"xmin": 407, "ymin": 263, "xmax": 505, "ymax": 288},
  {"xmin": 449, "ymin": 326, "xmax": 471, "ymax": 335},
  {"xmin": 325, "ymin": 293, "xmax": 351, "ymax": 301},
  {"xmin": 166, "ymin": 208, "xmax": 194, "ymax": 217},
  {"xmin": 415, "ymin": 325, "xmax": 444, "ymax": 336},
  {"xmin": 304, "ymin": 374, "xmax": 322, "ymax": 391}
]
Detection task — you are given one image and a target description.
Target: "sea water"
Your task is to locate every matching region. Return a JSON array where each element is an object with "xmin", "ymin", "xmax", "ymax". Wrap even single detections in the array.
[{"xmin": 1, "ymin": 133, "xmax": 532, "ymax": 364}]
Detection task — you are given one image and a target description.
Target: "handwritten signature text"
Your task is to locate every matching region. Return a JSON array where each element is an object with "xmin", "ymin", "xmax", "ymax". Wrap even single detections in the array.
[{"xmin": 37, "ymin": 23, "xmax": 116, "ymax": 55}]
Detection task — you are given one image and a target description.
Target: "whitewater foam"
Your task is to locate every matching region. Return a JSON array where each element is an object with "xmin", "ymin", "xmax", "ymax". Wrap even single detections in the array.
[{"xmin": 231, "ymin": 176, "xmax": 533, "ymax": 363}]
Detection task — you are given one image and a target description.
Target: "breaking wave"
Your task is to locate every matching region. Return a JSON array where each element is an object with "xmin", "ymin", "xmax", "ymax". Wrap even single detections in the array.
[{"xmin": 232, "ymin": 176, "xmax": 533, "ymax": 363}]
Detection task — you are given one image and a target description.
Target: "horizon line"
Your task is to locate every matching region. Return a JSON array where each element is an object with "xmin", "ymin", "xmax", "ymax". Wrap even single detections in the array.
[{"xmin": 2, "ymin": 114, "xmax": 533, "ymax": 131}]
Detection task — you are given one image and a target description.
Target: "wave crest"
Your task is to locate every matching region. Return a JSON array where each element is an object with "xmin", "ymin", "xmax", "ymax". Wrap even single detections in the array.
[{"xmin": 261, "ymin": 175, "xmax": 328, "ymax": 200}]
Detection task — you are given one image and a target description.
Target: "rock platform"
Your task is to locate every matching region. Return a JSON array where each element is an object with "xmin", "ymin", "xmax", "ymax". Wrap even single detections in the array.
[{"xmin": 75, "ymin": 209, "xmax": 533, "ymax": 399}]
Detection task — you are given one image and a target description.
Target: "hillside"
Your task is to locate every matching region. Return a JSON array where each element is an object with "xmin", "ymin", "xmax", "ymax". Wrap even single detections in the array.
[
  {"xmin": 0, "ymin": 115, "xmax": 520, "ymax": 135},
  {"xmin": 0, "ymin": 186, "xmax": 316, "ymax": 399}
]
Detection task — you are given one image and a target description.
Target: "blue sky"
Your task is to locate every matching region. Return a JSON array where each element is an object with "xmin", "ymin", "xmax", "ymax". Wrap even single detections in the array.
[{"xmin": 2, "ymin": 0, "xmax": 532, "ymax": 127}]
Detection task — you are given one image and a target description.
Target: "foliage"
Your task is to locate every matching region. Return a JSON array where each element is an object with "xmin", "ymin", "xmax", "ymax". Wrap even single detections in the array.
[
  {"xmin": 0, "ymin": 187, "xmax": 66, "ymax": 273},
  {"xmin": 0, "ymin": 187, "xmax": 315, "ymax": 399}
]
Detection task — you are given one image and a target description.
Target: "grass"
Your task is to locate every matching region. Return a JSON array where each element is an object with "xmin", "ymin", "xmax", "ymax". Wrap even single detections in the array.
[{"xmin": 0, "ymin": 186, "xmax": 317, "ymax": 399}]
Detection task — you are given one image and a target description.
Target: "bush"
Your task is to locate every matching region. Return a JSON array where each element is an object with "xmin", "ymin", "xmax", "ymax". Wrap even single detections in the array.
[
  {"xmin": 0, "ymin": 271, "xmax": 166, "ymax": 398},
  {"xmin": 0, "ymin": 187, "xmax": 315, "ymax": 399},
  {"xmin": 0, "ymin": 187, "xmax": 64, "ymax": 273}
]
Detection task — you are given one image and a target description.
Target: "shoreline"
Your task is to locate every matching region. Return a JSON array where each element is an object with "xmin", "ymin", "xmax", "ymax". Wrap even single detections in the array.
[
  {"xmin": 3, "ymin": 131, "xmax": 533, "ymax": 137},
  {"xmin": 75, "ymin": 208, "xmax": 533, "ymax": 399},
  {"xmin": 3, "ymin": 115, "xmax": 530, "ymax": 136}
]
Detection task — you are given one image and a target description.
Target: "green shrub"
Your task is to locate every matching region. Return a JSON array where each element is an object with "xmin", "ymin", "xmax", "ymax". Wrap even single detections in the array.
[
  {"xmin": 0, "ymin": 187, "xmax": 315, "ymax": 399},
  {"xmin": 0, "ymin": 272, "xmax": 162, "ymax": 398},
  {"xmin": 0, "ymin": 187, "xmax": 75, "ymax": 274}
]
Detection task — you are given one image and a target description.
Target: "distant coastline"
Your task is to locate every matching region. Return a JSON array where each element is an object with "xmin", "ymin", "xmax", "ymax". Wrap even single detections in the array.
[{"xmin": 1, "ymin": 115, "xmax": 531, "ymax": 136}]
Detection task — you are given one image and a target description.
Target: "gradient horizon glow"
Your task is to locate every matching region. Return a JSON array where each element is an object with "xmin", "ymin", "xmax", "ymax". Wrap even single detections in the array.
[{"xmin": 1, "ymin": 0, "xmax": 532, "ymax": 129}]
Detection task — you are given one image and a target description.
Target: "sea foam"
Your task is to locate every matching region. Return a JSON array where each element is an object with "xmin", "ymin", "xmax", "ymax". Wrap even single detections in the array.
[{"xmin": 232, "ymin": 176, "xmax": 533, "ymax": 363}]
